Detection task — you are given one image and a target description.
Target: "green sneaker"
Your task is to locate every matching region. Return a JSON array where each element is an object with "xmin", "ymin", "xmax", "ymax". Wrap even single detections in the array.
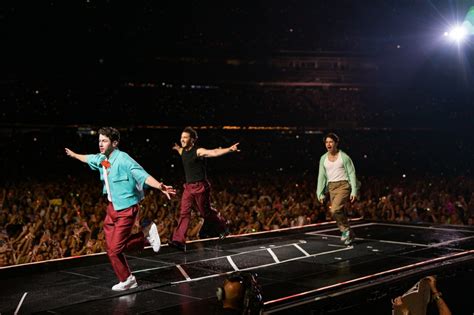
[
  {"xmin": 341, "ymin": 230, "xmax": 350, "ymax": 242},
  {"xmin": 342, "ymin": 230, "xmax": 355, "ymax": 245}
]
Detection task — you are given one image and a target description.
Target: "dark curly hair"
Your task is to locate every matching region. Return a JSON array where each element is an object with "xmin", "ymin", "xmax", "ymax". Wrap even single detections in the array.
[
  {"xmin": 98, "ymin": 127, "xmax": 120, "ymax": 143},
  {"xmin": 323, "ymin": 132, "xmax": 339, "ymax": 144},
  {"xmin": 183, "ymin": 126, "xmax": 198, "ymax": 140}
]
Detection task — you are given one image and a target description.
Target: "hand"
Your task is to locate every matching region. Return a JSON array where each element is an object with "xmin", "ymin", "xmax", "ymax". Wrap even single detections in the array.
[
  {"xmin": 74, "ymin": 226, "xmax": 85, "ymax": 237},
  {"xmin": 40, "ymin": 232, "xmax": 50, "ymax": 243},
  {"xmin": 392, "ymin": 296, "xmax": 403, "ymax": 307},
  {"xmin": 65, "ymin": 148, "xmax": 76, "ymax": 158},
  {"xmin": 425, "ymin": 275, "xmax": 438, "ymax": 292},
  {"xmin": 229, "ymin": 143, "xmax": 240, "ymax": 152},
  {"xmin": 172, "ymin": 143, "xmax": 181, "ymax": 151},
  {"xmin": 350, "ymin": 195, "xmax": 357, "ymax": 203},
  {"xmin": 318, "ymin": 197, "xmax": 325, "ymax": 204},
  {"xmin": 159, "ymin": 184, "xmax": 176, "ymax": 200}
]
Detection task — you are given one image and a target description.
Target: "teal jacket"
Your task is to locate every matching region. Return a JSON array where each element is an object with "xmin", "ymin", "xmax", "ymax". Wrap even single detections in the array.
[
  {"xmin": 87, "ymin": 149, "xmax": 150, "ymax": 211},
  {"xmin": 316, "ymin": 150, "xmax": 358, "ymax": 200}
]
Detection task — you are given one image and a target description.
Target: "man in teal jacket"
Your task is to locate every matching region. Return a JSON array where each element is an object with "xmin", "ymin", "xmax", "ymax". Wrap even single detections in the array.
[
  {"xmin": 65, "ymin": 127, "xmax": 175, "ymax": 291},
  {"xmin": 316, "ymin": 133, "xmax": 358, "ymax": 245}
]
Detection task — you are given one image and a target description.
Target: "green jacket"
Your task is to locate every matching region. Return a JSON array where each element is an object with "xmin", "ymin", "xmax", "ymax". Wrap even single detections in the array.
[
  {"xmin": 87, "ymin": 149, "xmax": 150, "ymax": 211},
  {"xmin": 316, "ymin": 150, "xmax": 358, "ymax": 200}
]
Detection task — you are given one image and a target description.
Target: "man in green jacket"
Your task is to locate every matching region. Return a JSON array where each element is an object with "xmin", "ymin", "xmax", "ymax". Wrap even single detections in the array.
[{"xmin": 316, "ymin": 133, "xmax": 358, "ymax": 245}]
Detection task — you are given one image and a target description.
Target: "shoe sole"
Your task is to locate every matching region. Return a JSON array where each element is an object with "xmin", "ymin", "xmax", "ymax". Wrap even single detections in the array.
[
  {"xmin": 219, "ymin": 233, "xmax": 229, "ymax": 240},
  {"xmin": 112, "ymin": 282, "xmax": 138, "ymax": 291},
  {"xmin": 344, "ymin": 237, "xmax": 355, "ymax": 246},
  {"xmin": 148, "ymin": 224, "xmax": 161, "ymax": 253}
]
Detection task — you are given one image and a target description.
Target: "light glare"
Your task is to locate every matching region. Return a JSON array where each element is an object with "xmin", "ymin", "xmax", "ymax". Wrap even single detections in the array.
[{"xmin": 447, "ymin": 26, "xmax": 467, "ymax": 42}]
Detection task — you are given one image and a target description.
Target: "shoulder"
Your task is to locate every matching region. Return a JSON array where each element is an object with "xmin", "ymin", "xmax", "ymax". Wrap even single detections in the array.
[
  {"xmin": 114, "ymin": 150, "xmax": 130, "ymax": 159},
  {"xmin": 116, "ymin": 151, "xmax": 137, "ymax": 165},
  {"xmin": 340, "ymin": 151, "xmax": 355, "ymax": 166},
  {"xmin": 339, "ymin": 150, "xmax": 350, "ymax": 159},
  {"xmin": 195, "ymin": 147, "xmax": 205, "ymax": 156},
  {"xmin": 87, "ymin": 153, "xmax": 104, "ymax": 164},
  {"xmin": 185, "ymin": 146, "xmax": 200, "ymax": 152},
  {"xmin": 119, "ymin": 151, "xmax": 129, "ymax": 158},
  {"xmin": 88, "ymin": 153, "xmax": 102, "ymax": 159}
]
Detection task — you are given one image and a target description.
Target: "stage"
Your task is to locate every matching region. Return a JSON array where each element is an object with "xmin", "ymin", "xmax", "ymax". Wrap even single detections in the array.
[{"xmin": 1, "ymin": 220, "xmax": 473, "ymax": 314}]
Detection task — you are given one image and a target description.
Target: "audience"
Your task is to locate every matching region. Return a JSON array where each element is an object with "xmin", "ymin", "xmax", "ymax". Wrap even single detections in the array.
[
  {"xmin": 2, "ymin": 83, "xmax": 471, "ymax": 129},
  {"xmin": 1, "ymin": 167, "xmax": 473, "ymax": 267},
  {"xmin": 1, "ymin": 82, "xmax": 473, "ymax": 267}
]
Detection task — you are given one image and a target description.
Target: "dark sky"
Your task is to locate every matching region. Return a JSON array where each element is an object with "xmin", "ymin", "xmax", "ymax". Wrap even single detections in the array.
[{"xmin": 0, "ymin": 1, "xmax": 472, "ymax": 78}]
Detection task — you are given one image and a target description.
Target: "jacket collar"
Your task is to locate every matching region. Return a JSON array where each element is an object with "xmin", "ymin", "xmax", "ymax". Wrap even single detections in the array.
[{"xmin": 107, "ymin": 148, "xmax": 120, "ymax": 165}]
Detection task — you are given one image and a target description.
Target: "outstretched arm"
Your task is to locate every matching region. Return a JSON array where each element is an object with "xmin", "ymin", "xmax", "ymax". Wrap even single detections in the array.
[
  {"xmin": 196, "ymin": 143, "xmax": 240, "ymax": 158},
  {"xmin": 145, "ymin": 176, "xmax": 176, "ymax": 200},
  {"xmin": 65, "ymin": 148, "xmax": 88, "ymax": 163},
  {"xmin": 172, "ymin": 143, "xmax": 183, "ymax": 155}
]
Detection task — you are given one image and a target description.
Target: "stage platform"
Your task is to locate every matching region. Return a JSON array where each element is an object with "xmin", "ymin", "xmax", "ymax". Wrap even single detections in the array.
[{"xmin": 1, "ymin": 220, "xmax": 473, "ymax": 314}]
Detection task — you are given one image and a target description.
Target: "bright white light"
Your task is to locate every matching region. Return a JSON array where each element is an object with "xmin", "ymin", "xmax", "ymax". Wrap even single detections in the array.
[{"xmin": 447, "ymin": 26, "xmax": 467, "ymax": 42}]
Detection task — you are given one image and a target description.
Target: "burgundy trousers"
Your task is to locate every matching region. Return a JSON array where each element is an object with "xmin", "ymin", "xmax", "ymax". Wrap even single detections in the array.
[
  {"xmin": 104, "ymin": 203, "xmax": 144, "ymax": 282},
  {"xmin": 172, "ymin": 180, "xmax": 226, "ymax": 243}
]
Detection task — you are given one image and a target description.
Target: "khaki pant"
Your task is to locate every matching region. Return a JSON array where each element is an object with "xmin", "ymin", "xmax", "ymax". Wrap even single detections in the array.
[{"xmin": 328, "ymin": 180, "xmax": 351, "ymax": 232}]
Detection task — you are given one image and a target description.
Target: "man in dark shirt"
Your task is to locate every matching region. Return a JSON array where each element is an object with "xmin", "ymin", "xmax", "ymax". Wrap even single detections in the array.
[{"xmin": 170, "ymin": 126, "xmax": 240, "ymax": 252}]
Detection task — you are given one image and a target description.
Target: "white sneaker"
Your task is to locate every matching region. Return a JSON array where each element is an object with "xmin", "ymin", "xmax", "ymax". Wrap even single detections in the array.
[
  {"xmin": 112, "ymin": 274, "xmax": 138, "ymax": 291},
  {"xmin": 146, "ymin": 223, "xmax": 161, "ymax": 253}
]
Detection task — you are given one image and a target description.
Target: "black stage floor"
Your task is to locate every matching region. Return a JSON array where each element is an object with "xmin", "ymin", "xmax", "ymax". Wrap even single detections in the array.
[{"xmin": 1, "ymin": 220, "xmax": 473, "ymax": 314}]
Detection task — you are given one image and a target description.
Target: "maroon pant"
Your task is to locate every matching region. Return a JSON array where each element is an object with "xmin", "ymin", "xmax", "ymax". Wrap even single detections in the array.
[
  {"xmin": 104, "ymin": 203, "xmax": 144, "ymax": 282},
  {"xmin": 172, "ymin": 180, "xmax": 226, "ymax": 243}
]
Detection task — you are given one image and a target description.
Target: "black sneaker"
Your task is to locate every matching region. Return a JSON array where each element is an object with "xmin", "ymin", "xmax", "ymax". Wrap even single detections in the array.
[
  {"xmin": 198, "ymin": 223, "xmax": 212, "ymax": 239},
  {"xmin": 199, "ymin": 220, "xmax": 227, "ymax": 239},
  {"xmin": 168, "ymin": 240, "xmax": 186, "ymax": 252},
  {"xmin": 218, "ymin": 226, "xmax": 230, "ymax": 240}
]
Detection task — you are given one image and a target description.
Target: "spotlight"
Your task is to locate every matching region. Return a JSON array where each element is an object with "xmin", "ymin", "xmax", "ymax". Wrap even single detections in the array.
[{"xmin": 446, "ymin": 25, "xmax": 467, "ymax": 43}]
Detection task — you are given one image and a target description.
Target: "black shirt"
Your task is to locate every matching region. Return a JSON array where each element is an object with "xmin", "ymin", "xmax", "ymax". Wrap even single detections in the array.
[{"xmin": 182, "ymin": 146, "xmax": 206, "ymax": 183}]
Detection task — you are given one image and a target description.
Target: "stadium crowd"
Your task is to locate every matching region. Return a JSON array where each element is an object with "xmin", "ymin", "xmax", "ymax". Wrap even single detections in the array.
[
  {"xmin": 3, "ymin": 80, "xmax": 472, "ymax": 131},
  {"xmin": 1, "ymin": 128, "xmax": 473, "ymax": 267}
]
